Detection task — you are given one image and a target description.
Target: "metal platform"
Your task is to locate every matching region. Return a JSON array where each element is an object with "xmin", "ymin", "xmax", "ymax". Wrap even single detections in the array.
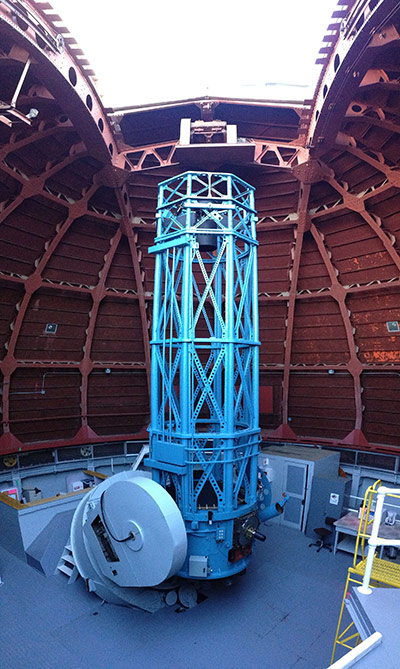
[{"xmin": 345, "ymin": 587, "xmax": 400, "ymax": 668}]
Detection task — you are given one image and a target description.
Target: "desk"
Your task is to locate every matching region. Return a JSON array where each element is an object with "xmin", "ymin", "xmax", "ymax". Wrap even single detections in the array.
[{"xmin": 334, "ymin": 511, "xmax": 400, "ymax": 556}]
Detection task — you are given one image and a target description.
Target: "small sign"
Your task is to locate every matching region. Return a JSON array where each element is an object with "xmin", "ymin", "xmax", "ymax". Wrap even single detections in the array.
[
  {"xmin": 1, "ymin": 487, "xmax": 18, "ymax": 500},
  {"xmin": 45, "ymin": 323, "xmax": 58, "ymax": 334},
  {"xmin": 386, "ymin": 321, "xmax": 399, "ymax": 333},
  {"xmin": 330, "ymin": 493, "xmax": 339, "ymax": 505}
]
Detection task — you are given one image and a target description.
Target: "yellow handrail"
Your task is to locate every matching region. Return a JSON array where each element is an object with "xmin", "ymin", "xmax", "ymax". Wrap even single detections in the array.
[
  {"xmin": 353, "ymin": 479, "xmax": 381, "ymax": 567},
  {"xmin": 352, "ymin": 479, "xmax": 400, "ymax": 566},
  {"xmin": 331, "ymin": 479, "xmax": 400, "ymax": 665}
]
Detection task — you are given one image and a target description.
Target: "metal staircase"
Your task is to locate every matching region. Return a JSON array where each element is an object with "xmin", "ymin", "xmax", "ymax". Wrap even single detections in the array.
[{"xmin": 56, "ymin": 541, "xmax": 79, "ymax": 584}]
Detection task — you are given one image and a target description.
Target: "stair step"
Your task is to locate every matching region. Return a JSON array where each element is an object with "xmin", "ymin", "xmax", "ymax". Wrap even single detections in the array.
[
  {"xmin": 61, "ymin": 555, "xmax": 75, "ymax": 566},
  {"xmin": 56, "ymin": 538, "xmax": 79, "ymax": 583},
  {"xmin": 58, "ymin": 564, "xmax": 74, "ymax": 576}
]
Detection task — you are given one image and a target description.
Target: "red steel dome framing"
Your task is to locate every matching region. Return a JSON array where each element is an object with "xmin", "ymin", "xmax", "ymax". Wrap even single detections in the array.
[{"xmin": 0, "ymin": 0, "xmax": 399, "ymax": 458}]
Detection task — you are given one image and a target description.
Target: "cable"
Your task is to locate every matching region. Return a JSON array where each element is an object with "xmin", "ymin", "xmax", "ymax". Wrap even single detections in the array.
[{"xmin": 99, "ymin": 490, "xmax": 134, "ymax": 543}]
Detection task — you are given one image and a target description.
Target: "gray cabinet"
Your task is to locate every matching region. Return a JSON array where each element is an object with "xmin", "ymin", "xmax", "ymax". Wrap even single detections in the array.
[
  {"xmin": 259, "ymin": 444, "xmax": 341, "ymax": 533},
  {"xmin": 305, "ymin": 474, "xmax": 351, "ymax": 538}
]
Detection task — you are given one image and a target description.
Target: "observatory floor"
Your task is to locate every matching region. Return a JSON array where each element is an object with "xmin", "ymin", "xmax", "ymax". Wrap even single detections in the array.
[{"xmin": 0, "ymin": 523, "xmax": 351, "ymax": 668}]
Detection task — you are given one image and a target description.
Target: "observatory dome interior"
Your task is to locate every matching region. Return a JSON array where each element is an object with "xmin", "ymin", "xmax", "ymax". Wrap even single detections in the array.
[{"xmin": 0, "ymin": 0, "xmax": 399, "ymax": 463}]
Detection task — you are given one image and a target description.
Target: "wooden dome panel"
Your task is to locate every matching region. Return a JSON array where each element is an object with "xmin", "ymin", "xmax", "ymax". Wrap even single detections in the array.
[
  {"xmin": 288, "ymin": 372, "xmax": 356, "ymax": 440},
  {"xmin": 1, "ymin": 1, "xmax": 400, "ymax": 455}
]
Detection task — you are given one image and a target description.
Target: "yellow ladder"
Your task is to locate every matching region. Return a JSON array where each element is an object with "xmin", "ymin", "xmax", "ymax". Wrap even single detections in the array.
[{"xmin": 330, "ymin": 480, "xmax": 400, "ymax": 664}]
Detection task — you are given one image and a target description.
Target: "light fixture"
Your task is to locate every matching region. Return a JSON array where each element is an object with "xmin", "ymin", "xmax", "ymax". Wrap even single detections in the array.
[
  {"xmin": 26, "ymin": 108, "xmax": 39, "ymax": 119},
  {"xmin": 105, "ymin": 368, "xmax": 111, "ymax": 374},
  {"xmin": 328, "ymin": 369, "xmax": 335, "ymax": 375}
]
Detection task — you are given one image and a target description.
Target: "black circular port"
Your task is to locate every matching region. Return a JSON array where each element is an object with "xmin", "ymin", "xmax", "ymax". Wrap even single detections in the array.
[{"xmin": 68, "ymin": 67, "xmax": 77, "ymax": 86}]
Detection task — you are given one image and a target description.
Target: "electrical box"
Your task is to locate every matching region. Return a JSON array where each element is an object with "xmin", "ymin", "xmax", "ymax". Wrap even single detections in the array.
[
  {"xmin": 66, "ymin": 472, "xmax": 85, "ymax": 493},
  {"xmin": 188, "ymin": 555, "xmax": 208, "ymax": 578},
  {"xmin": 23, "ymin": 487, "xmax": 42, "ymax": 502}
]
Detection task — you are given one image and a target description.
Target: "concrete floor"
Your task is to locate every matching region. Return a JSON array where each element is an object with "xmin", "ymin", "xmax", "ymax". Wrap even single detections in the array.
[{"xmin": 0, "ymin": 522, "xmax": 352, "ymax": 669}]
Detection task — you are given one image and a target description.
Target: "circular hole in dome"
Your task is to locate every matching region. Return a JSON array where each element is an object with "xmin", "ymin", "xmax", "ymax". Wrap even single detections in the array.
[
  {"xmin": 36, "ymin": 34, "xmax": 46, "ymax": 49},
  {"xmin": 58, "ymin": 115, "xmax": 69, "ymax": 124},
  {"xmin": 108, "ymin": 143, "xmax": 113, "ymax": 155},
  {"xmin": 352, "ymin": 104, "xmax": 362, "ymax": 113},
  {"xmin": 98, "ymin": 118, "xmax": 104, "ymax": 133},
  {"xmin": 334, "ymin": 54, "xmax": 340, "ymax": 72},
  {"xmin": 323, "ymin": 84, "xmax": 328, "ymax": 98},
  {"xmin": 68, "ymin": 67, "xmax": 77, "ymax": 86},
  {"xmin": 17, "ymin": 17, "xmax": 28, "ymax": 31},
  {"xmin": 86, "ymin": 94, "xmax": 93, "ymax": 110},
  {"xmin": 123, "ymin": 192, "xmax": 128, "ymax": 204}
]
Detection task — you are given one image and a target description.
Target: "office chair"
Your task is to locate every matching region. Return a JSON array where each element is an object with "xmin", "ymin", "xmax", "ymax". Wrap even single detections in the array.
[{"xmin": 309, "ymin": 517, "xmax": 336, "ymax": 552}]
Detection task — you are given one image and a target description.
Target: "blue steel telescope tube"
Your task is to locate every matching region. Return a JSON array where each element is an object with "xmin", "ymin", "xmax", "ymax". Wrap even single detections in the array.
[{"xmin": 147, "ymin": 171, "xmax": 275, "ymax": 580}]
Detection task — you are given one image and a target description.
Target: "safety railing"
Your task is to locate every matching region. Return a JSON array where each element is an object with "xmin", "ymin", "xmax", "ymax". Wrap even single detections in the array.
[
  {"xmin": 352, "ymin": 479, "xmax": 381, "ymax": 566},
  {"xmin": 331, "ymin": 480, "xmax": 400, "ymax": 664},
  {"xmin": 358, "ymin": 485, "xmax": 400, "ymax": 595}
]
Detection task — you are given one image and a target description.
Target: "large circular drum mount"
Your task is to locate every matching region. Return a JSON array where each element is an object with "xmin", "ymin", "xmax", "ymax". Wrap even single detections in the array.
[{"xmin": 71, "ymin": 471, "xmax": 187, "ymax": 593}]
